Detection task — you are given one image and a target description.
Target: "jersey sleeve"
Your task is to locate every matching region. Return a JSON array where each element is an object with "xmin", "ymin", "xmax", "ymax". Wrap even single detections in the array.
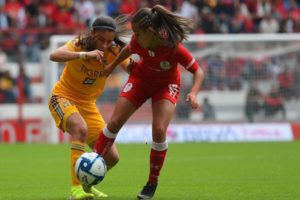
[
  {"xmin": 66, "ymin": 38, "xmax": 81, "ymax": 52},
  {"xmin": 176, "ymin": 43, "xmax": 199, "ymax": 73}
]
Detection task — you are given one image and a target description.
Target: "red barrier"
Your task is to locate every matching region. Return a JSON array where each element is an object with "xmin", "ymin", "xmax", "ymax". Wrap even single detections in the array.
[
  {"xmin": 0, "ymin": 119, "xmax": 43, "ymax": 143},
  {"xmin": 291, "ymin": 123, "xmax": 300, "ymax": 140},
  {"xmin": 0, "ymin": 119, "xmax": 67, "ymax": 143}
]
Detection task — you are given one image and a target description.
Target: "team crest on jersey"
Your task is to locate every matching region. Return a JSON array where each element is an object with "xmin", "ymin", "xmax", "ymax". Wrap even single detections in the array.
[
  {"xmin": 160, "ymin": 61, "xmax": 171, "ymax": 70},
  {"xmin": 123, "ymin": 83, "xmax": 133, "ymax": 92}
]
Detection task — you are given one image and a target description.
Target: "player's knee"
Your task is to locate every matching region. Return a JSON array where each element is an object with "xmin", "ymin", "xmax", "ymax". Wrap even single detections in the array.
[{"xmin": 69, "ymin": 123, "xmax": 88, "ymax": 142}]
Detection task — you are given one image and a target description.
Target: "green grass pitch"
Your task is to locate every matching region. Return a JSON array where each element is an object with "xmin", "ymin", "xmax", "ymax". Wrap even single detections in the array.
[{"xmin": 1, "ymin": 142, "xmax": 300, "ymax": 200}]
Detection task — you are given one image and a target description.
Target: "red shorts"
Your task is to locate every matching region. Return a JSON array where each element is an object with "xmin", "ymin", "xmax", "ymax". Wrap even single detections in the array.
[{"xmin": 120, "ymin": 77, "xmax": 180, "ymax": 108}]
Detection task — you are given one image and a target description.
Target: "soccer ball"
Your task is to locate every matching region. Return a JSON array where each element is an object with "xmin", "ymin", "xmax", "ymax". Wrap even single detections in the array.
[{"xmin": 75, "ymin": 152, "xmax": 107, "ymax": 186}]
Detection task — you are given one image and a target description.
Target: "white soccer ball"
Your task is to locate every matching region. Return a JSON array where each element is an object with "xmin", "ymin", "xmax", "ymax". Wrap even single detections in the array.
[{"xmin": 75, "ymin": 152, "xmax": 107, "ymax": 186}]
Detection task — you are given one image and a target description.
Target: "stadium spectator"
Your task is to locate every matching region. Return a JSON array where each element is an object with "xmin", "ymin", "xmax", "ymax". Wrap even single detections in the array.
[
  {"xmin": 0, "ymin": 70, "xmax": 16, "ymax": 103},
  {"xmin": 40, "ymin": 0, "xmax": 58, "ymax": 27},
  {"xmin": 93, "ymin": 5, "xmax": 204, "ymax": 199},
  {"xmin": 282, "ymin": 12, "xmax": 298, "ymax": 33},
  {"xmin": 215, "ymin": 11, "xmax": 230, "ymax": 33},
  {"xmin": 91, "ymin": 0, "xmax": 108, "ymax": 24},
  {"xmin": 293, "ymin": 66, "xmax": 300, "ymax": 99},
  {"xmin": 242, "ymin": 60, "xmax": 256, "ymax": 80},
  {"xmin": 3, "ymin": 0, "xmax": 24, "ymax": 28},
  {"xmin": 106, "ymin": 0, "xmax": 119, "ymax": 17},
  {"xmin": 118, "ymin": 0, "xmax": 139, "ymax": 15},
  {"xmin": 0, "ymin": 32, "xmax": 19, "ymax": 61},
  {"xmin": 277, "ymin": 66, "xmax": 294, "ymax": 100},
  {"xmin": 53, "ymin": 7, "xmax": 75, "ymax": 29},
  {"xmin": 245, "ymin": 81, "xmax": 264, "ymax": 122},
  {"xmin": 0, "ymin": 47, "xmax": 7, "ymax": 71},
  {"xmin": 180, "ymin": 0, "xmax": 199, "ymax": 23},
  {"xmin": 16, "ymin": 66, "xmax": 32, "ymax": 103},
  {"xmin": 74, "ymin": 0, "xmax": 95, "ymax": 27},
  {"xmin": 48, "ymin": 15, "xmax": 131, "ymax": 200},
  {"xmin": 264, "ymin": 85, "xmax": 286, "ymax": 119},
  {"xmin": 21, "ymin": 32, "xmax": 40, "ymax": 62},
  {"xmin": 201, "ymin": 97, "xmax": 216, "ymax": 121},
  {"xmin": 225, "ymin": 58, "xmax": 243, "ymax": 90},
  {"xmin": 206, "ymin": 55, "xmax": 225, "ymax": 90},
  {"xmin": 259, "ymin": 12, "xmax": 280, "ymax": 33},
  {"xmin": 229, "ymin": 7, "xmax": 245, "ymax": 33},
  {"xmin": 0, "ymin": 5, "xmax": 9, "ymax": 29},
  {"xmin": 201, "ymin": 7, "xmax": 218, "ymax": 33}
]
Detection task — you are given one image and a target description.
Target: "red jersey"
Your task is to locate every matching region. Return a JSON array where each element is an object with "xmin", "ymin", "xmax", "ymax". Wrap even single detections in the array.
[{"xmin": 128, "ymin": 35, "xmax": 199, "ymax": 84}]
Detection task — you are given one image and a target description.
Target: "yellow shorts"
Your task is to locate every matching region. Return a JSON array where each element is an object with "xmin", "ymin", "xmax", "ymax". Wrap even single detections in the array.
[{"xmin": 48, "ymin": 94, "xmax": 105, "ymax": 145}]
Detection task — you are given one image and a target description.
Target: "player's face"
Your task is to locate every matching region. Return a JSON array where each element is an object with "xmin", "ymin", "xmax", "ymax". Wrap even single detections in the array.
[
  {"xmin": 132, "ymin": 23, "xmax": 155, "ymax": 48},
  {"xmin": 92, "ymin": 30, "xmax": 115, "ymax": 51}
]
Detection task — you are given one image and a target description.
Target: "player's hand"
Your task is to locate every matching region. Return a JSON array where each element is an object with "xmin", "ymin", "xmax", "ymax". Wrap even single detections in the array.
[
  {"xmin": 126, "ymin": 62, "xmax": 135, "ymax": 74},
  {"xmin": 186, "ymin": 93, "xmax": 199, "ymax": 109},
  {"xmin": 99, "ymin": 64, "xmax": 114, "ymax": 77},
  {"xmin": 86, "ymin": 50, "xmax": 104, "ymax": 63}
]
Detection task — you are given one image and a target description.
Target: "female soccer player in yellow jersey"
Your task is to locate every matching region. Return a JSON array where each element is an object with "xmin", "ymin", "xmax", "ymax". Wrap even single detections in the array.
[{"xmin": 48, "ymin": 16, "xmax": 130, "ymax": 200}]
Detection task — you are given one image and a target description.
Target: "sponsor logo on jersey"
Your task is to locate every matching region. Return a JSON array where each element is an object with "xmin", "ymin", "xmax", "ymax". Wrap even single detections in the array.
[
  {"xmin": 81, "ymin": 65, "xmax": 102, "ymax": 78},
  {"xmin": 123, "ymin": 83, "xmax": 133, "ymax": 92},
  {"xmin": 160, "ymin": 61, "xmax": 171, "ymax": 70}
]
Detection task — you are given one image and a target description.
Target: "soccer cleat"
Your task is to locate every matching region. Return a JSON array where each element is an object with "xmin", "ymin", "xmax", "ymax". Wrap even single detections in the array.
[
  {"xmin": 137, "ymin": 183, "xmax": 158, "ymax": 199},
  {"xmin": 83, "ymin": 185, "xmax": 108, "ymax": 199},
  {"xmin": 69, "ymin": 185, "xmax": 95, "ymax": 200}
]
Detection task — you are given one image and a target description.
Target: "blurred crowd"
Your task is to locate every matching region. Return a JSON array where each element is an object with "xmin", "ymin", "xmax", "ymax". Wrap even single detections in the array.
[
  {"xmin": 1, "ymin": 0, "xmax": 300, "ymax": 122},
  {"xmin": 0, "ymin": 0, "xmax": 300, "ymax": 62}
]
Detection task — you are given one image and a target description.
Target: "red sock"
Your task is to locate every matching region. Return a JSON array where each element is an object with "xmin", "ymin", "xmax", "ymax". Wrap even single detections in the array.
[
  {"xmin": 94, "ymin": 128, "xmax": 116, "ymax": 156},
  {"xmin": 148, "ymin": 149, "xmax": 167, "ymax": 185}
]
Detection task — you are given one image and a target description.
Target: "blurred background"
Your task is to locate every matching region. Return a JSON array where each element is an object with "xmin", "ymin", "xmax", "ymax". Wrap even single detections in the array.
[{"xmin": 1, "ymin": 0, "xmax": 300, "ymax": 143}]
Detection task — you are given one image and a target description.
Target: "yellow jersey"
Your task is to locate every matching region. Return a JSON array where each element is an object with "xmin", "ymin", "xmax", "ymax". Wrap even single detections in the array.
[{"xmin": 52, "ymin": 39, "xmax": 126, "ymax": 104}]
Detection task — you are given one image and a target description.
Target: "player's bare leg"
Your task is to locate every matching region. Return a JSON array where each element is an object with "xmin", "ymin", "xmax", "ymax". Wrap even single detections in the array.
[
  {"xmin": 94, "ymin": 97, "xmax": 137, "ymax": 156},
  {"xmin": 138, "ymin": 99, "xmax": 175, "ymax": 199},
  {"xmin": 67, "ymin": 113, "xmax": 95, "ymax": 200}
]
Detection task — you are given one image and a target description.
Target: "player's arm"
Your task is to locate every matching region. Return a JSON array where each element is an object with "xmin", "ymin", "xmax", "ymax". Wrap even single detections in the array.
[
  {"xmin": 187, "ymin": 67, "xmax": 204, "ymax": 109},
  {"xmin": 100, "ymin": 45, "xmax": 131, "ymax": 76},
  {"xmin": 119, "ymin": 58, "xmax": 135, "ymax": 74},
  {"xmin": 49, "ymin": 45, "xmax": 104, "ymax": 63},
  {"xmin": 178, "ymin": 44, "xmax": 204, "ymax": 109}
]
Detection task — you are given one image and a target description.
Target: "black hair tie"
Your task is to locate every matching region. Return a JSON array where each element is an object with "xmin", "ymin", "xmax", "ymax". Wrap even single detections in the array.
[{"xmin": 93, "ymin": 25, "xmax": 116, "ymax": 31}]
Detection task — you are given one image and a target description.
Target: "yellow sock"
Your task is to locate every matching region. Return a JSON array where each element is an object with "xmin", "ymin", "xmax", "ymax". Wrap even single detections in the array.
[{"xmin": 70, "ymin": 141, "xmax": 85, "ymax": 186}]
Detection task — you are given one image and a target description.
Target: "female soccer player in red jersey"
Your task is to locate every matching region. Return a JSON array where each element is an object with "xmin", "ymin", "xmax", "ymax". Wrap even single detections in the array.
[{"xmin": 94, "ymin": 5, "xmax": 204, "ymax": 199}]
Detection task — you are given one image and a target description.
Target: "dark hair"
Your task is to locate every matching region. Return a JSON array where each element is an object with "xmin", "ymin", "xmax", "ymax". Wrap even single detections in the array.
[
  {"xmin": 77, "ymin": 15, "xmax": 131, "ymax": 51},
  {"xmin": 132, "ymin": 5, "xmax": 194, "ymax": 46}
]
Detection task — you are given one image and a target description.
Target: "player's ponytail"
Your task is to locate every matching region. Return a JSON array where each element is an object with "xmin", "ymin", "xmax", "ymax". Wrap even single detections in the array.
[
  {"xmin": 132, "ymin": 5, "xmax": 194, "ymax": 47},
  {"xmin": 151, "ymin": 5, "xmax": 194, "ymax": 46},
  {"xmin": 114, "ymin": 15, "xmax": 131, "ymax": 48}
]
